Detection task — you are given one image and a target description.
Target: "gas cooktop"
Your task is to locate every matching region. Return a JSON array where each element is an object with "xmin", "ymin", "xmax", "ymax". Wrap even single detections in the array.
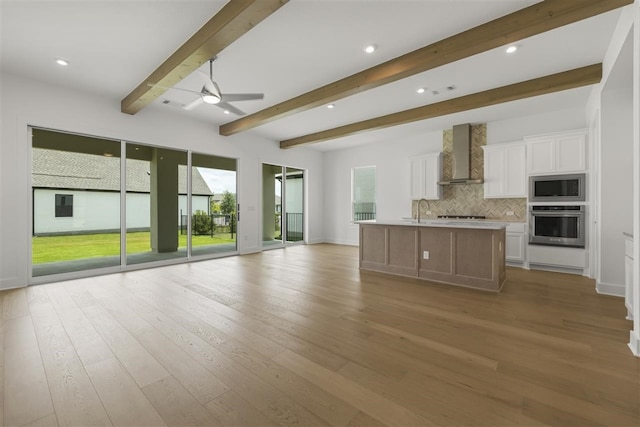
[{"xmin": 437, "ymin": 215, "xmax": 487, "ymax": 220}]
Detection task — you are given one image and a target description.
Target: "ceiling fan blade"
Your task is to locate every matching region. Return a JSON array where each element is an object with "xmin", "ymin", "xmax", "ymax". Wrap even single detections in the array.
[
  {"xmin": 183, "ymin": 96, "xmax": 204, "ymax": 111},
  {"xmin": 216, "ymin": 101, "xmax": 246, "ymax": 116},
  {"xmin": 221, "ymin": 93, "xmax": 264, "ymax": 102}
]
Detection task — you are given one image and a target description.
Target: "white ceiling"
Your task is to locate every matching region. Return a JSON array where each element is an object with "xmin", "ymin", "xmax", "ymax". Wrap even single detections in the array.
[{"xmin": 0, "ymin": 0, "xmax": 623, "ymax": 151}]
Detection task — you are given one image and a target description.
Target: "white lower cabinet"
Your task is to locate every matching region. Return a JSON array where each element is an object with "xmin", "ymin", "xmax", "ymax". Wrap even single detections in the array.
[
  {"xmin": 505, "ymin": 222, "xmax": 526, "ymax": 263},
  {"xmin": 625, "ymin": 234, "xmax": 634, "ymax": 320},
  {"xmin": 528, "ymin": 245, "xmax": 586, "ymax": 271}
]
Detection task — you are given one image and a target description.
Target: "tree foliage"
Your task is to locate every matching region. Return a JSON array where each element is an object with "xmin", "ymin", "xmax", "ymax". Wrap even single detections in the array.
[{"xmin": 220, "ymin": 191, "xmax": 236, "ymax": 215}]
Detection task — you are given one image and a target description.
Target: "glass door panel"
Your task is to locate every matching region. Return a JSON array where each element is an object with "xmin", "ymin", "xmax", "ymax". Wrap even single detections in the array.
[
  {"xmin": 126, "ymin": 144, "xmax": 187, "ymax": 265},
  {"xmin": 262, "ymin": 164, "xmax": 283, "ymax": 248},
  {"xmin": 190, "ymin": 153, "xmax": 237, "ymax": 256},
  {"xmin": 31, "ymin": 128, "xmax": 121, "ymax": 277},
  {"xmin": 285, "ymin": 167, "xmax": 304, "ymax": 243},
  {"xmin": 262, "ymin": 164, "xmax": 305, "ymax": 248}
]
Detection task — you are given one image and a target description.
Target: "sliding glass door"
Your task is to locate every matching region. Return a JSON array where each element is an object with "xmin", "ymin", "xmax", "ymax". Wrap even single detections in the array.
[
  {"xmin": 31, "ymin": 127, "xmax": 239, "ymax": 281},
  {"xmin": 31, "ymin": 128, "xmax": 122, "ymax": 276},
  {"xmin": 190, "ymin": 153, "xmax": 237, "ymax": 257},
  {"xmin": 262, "ymin": 163, "xmax": 304, "ymax": 248},
  {"xmin": 125, "ymin": 144, "xmax": 188, "ymax": 266}
]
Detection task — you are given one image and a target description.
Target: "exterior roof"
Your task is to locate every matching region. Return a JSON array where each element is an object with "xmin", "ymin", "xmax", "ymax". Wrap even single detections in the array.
[{"xmin": 32, "ymin": 148, "xmax": 212, "ymax": 196}]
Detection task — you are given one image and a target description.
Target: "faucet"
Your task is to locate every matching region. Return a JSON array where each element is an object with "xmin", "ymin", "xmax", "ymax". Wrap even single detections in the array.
[{"xmin": 417, "ymin": 198, "xmax": 431, "ymax": 223}]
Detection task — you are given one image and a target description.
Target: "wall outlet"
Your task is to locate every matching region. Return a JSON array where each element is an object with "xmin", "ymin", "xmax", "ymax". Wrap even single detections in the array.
[
  {"xmin": 423, "ymin": 250, "xmax": 430, "ymax": 260},
  {"xmin": 426, "ymin": 210, "xmax": 432, "ymax": 215},
  {"xmin": 506, "ymin": 211, "xmax": 514, "ymax": 216}
]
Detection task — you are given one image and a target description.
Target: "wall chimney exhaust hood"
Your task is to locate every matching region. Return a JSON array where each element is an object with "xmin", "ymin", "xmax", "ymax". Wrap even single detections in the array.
[{"xmin": 438, "ymin": 123, "xmax": 483, "ymax": 185}]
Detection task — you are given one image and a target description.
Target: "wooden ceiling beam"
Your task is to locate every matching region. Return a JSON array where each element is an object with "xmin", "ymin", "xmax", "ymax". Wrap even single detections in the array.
[
  {"xmin": 121, "ymin": 0, "xmax": 288, "ymax": 115},
  {"xmin": 221, "ymin": 0, "xmax": 631, "ymax": 136},
  {"xmin": 279, "ymin": 63, "xmax": 602, "ymax": 149}
]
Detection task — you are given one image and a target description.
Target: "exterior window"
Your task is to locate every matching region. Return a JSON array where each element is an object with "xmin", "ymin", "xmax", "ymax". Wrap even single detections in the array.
[
  {"xmin": 55, "ymin": 194, "xmax": 73, "ymax": 217},
  {"xmin": 352, "ymin": 166, "xmax": 376, "ymax": 222}
]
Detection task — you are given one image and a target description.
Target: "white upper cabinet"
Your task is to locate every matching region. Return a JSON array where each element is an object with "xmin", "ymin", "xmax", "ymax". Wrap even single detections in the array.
[
  {"xmin": 410, "ymin": 152, "xmax": 442, "ymax": 200},
  {"xmin": 526, "ymin": 130, "xmax": 586, "ymax": 175},
  {"xmin": 482, "ymin": 142, "xmax": 526, "ymax": 198}
]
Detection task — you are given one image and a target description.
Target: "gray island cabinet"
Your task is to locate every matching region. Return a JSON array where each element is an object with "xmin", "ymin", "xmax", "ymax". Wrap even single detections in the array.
[{"xmin": 358, "ymin": 220, "xmax": 507, "ymax": 292}]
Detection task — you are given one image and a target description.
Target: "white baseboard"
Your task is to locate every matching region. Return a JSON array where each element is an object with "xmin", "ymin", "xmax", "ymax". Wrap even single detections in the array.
[
  {"xmin": 629, "ymin": 330, "xmax": 640, "ymax": 357},
  {"xmin": 0, "ymin": 277, "xmax": 27, "ymax": 290},
  {"xmin": 307, "ymin": 238, "xmax": 326, "ymax": 245},
  {"xmin": 0, "ymin": 281, "xmax": 27, "ymax": 290},
  {"xmin": 323, "ymin": 238, "xmax": 358, "ymax": 246},
  {"xmin": 239, "ymin": 246, "xmax": 262, "ymax": 255},
  {"xmin": 595, "ymin": 281, "xmax": 625, "ymax": 297},
  {"xmin": 528, "ymin": 263, "xmax": 584, "ymax": 276}
]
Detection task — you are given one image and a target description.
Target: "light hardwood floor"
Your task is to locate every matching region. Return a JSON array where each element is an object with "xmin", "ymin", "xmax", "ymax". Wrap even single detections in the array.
[{"xmin": 2, "ymin": 244, "xmax": 639, "ymax": 426}]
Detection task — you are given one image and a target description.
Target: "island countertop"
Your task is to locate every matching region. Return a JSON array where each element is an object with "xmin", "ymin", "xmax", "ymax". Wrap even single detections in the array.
[{"xmin": 357, "ymin": 218, "xmax": 509, "ymax": 230}]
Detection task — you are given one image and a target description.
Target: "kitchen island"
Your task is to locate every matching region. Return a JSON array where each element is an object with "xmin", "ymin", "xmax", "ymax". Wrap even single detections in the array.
[{"xmin": 358, "ymin": 220, "xmax": 507, "ymax": 292}]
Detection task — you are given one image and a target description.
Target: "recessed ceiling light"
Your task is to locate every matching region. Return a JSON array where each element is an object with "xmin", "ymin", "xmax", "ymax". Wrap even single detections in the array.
[
  {"xmin": 223, "ymin": 110, "xmax": 230, "ymax": 114},
  {"xmin": 55, "ymin": 58, "xmax": 69, "ymax": 66},
  {"xmin": 505, "ymin": 45, "xmax": 518, "ymax": 54},
  {"xmin": 417, "ymin": 88, "xmax": 426, "ymax": 94},
  {"xmin": 327, "ymin": 104, "xmax": 335, "ymax": 109},
  {"xmin": 364, "ymin": 44, "xmax": 376, "ymax": 54}
]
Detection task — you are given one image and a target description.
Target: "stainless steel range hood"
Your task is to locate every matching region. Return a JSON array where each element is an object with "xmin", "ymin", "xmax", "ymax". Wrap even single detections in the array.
[{"xmin": 437, "ymin": 123, "xmax": 483, "ymax": 185}]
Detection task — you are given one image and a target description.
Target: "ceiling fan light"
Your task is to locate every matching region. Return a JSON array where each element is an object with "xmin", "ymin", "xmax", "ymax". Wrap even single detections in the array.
[{"xmin": 202, "ymin": 93, "xmax": 220, "ymax": 104}]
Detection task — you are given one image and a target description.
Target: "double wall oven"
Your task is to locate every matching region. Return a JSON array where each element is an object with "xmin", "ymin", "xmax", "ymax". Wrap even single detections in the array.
[{"xmin": 528, "ymin": 174, "xmax": 586, "ymax": 248}]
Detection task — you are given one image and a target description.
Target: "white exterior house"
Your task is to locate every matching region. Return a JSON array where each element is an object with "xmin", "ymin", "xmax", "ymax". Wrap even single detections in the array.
[{"xmin": 32, "ymin": 148, "xmax": 213, "ymax": 235}]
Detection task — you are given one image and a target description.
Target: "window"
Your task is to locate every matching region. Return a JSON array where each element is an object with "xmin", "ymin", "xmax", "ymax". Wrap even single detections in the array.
[
  {"xmin": 55, "ymin": 194, "xmax": 73, "ymax": 217},
  {"xmin": 352, "ymin": 166, "xmax": 376, "ymax": 221}
]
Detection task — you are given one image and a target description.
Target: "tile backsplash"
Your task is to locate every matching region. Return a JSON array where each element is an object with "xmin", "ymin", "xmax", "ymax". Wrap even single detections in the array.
[{"xmin": 412, "ymin": 124, "xmax": 526, "ymax": 221}]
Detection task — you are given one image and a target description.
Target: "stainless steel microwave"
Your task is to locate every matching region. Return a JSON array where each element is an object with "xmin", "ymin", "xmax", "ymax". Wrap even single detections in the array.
[{"xmin": 529, "ymin": 173, "xmax": 586, "ymax": 203}]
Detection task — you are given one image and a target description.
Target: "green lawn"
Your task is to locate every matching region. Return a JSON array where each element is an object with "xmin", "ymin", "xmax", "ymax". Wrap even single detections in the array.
[{"xmin": 32, "ymin": 231, "xmax": 235, "ymax": 264}]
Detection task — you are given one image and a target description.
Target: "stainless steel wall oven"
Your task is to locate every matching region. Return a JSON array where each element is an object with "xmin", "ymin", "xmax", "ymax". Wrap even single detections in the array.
[{"xmin": 529, "ymin": 205, "xmax": 585, "ymax": 248}]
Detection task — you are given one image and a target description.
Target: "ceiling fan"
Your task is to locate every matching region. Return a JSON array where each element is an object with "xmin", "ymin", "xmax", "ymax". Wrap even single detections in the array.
[{"xmin": 155, "ymin": 57, "xmax": 264, "ymax": 116}]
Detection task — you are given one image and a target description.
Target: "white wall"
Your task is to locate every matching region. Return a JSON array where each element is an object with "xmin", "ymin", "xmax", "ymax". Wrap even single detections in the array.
[
  {"xmin": 585, "ymin": 6, "xmax": 636, "ymax": 296},
  {"xmin": 600, "ymin": 86, "xmax": 634, "ymax": 290},
  {"xmin": 584, "ymin": 2, "xmax": 639, "ymax": 355},
  {"xmin": 323, "ymin": 110, "xmax": 586, "ymax": 246},
  {"xmin": 486, "ymin": 107, "xmax": 586, "ymax": 145},
  {"xmin": 0, "ymin": 72, "xmax": 323, "ymax": 289},
  {"xmin": 323, "ymin": 129, "xmax": 442, "ymax": 245}
]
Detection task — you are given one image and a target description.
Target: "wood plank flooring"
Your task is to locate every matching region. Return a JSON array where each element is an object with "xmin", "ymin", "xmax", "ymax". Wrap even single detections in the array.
[{"xmin": 2, "ymin": 243, "xmax": 639, "ymax": 426}]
